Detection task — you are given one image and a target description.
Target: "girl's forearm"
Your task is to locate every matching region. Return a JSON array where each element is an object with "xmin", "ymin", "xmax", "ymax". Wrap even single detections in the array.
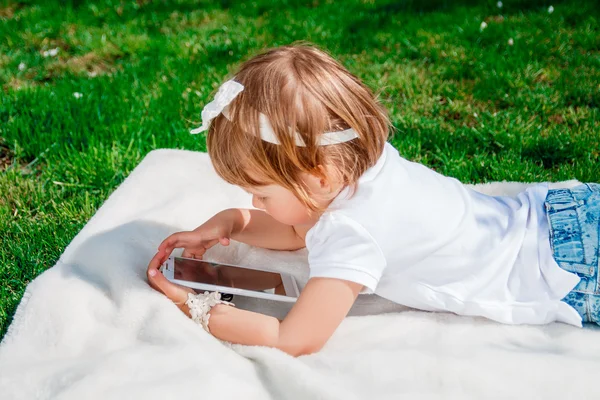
[
  {"xmin": 206, "ymin": 305, "xmax": 313, "ymax": 356},
  {"xmin": 178, "ymin": 301, "xmax": 283, "ymax": 350},
  {"xmin": 223, "ymin": 208, "xmax": 306, "ymax": 251},
  {"xmin": 207, "ymin": 304, "xmax": 280, "ymax": 347}
]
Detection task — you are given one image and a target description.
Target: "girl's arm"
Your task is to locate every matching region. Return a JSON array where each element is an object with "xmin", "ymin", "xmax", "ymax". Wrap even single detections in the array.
[
  {"xmin": 206, "ymin": 277, "xmax": 363, "ymax": 356},
  {"xmin": 156, "ymin": 209, "xmax": 306, "ymax": 262},
  {"xmin": 225, "ymin": 208, "xmax": 307, "ymax": 251}
]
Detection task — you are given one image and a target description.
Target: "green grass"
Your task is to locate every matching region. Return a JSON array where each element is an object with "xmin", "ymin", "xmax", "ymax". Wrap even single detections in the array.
[{"xmin": 1, "ymin": 0, "xmax": 599, "ymax": 340}]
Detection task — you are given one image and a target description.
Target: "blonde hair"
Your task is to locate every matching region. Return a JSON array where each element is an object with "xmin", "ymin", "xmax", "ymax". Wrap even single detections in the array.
[{"xmin": 207, "ymin": 43, "xmax": 391, "ymax": 211}]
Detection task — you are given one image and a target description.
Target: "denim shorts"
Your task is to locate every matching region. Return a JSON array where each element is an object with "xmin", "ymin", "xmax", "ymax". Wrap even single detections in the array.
[{"xmin": 545, "ymin": 183, "xmax": 600, "ymax": 324}]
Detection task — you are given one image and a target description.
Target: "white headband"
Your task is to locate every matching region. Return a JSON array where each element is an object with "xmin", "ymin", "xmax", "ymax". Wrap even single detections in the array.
[{"xmin": 190, "ymin": 80, "xmax": 359, "ymax": 147}]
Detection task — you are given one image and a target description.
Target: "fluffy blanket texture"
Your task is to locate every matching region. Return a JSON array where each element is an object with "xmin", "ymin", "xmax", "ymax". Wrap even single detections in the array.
[{"xmin": 1, "ymin": 149, "xmax": 597, "ymax": 400}]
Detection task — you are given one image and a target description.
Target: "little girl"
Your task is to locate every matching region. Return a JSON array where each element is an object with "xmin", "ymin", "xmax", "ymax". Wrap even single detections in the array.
[{"xmin": 147, "ymin": 44, "xmax": 600, "ymax": 356}]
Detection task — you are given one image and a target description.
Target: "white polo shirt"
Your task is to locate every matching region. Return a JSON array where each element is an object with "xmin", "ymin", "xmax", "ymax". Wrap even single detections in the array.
[{"xmin": 306, "ymin": 143, "xmax": 582, "ymax": 326}]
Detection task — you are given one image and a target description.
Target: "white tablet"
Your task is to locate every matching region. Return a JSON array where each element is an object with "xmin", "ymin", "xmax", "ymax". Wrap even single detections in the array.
[{"xmin": 160, "ymin": 256, "xmax": 300, "ymax": 303}]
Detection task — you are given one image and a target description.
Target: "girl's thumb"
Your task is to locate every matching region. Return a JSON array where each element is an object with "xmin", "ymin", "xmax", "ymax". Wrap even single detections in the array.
[{"xmin": 219, "ymin": 237, "xmax": 230, "ymax": 246}]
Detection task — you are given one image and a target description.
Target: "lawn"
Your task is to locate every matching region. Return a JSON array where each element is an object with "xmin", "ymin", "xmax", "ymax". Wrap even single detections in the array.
[{"xmin": 0, "ymin": 0, "xmax": 598, "ymax": 340}]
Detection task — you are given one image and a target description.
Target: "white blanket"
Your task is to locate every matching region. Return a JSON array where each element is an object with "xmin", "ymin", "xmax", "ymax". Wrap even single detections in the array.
[{"xmin": 1, "ymin": 149, "xmax": 598, "ymax": 400}]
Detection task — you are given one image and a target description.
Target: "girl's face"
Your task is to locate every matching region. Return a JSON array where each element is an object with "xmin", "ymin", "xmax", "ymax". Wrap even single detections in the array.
[
  {"xmin": 245, "ymin": 184, "xmax": 316, "ymax": 226},
  {"xmin": 244, "ymin": 171, "xmax": 340, "ymax": 227}
]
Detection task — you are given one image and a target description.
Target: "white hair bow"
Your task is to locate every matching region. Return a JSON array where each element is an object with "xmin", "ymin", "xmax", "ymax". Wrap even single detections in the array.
[
  {"xmin": 190, "ymin": 79, "xmax": 359, "ymax": 146},
  {"xmin": 190, "ymin": 80, "xmax": 243, "ymax": 134}
]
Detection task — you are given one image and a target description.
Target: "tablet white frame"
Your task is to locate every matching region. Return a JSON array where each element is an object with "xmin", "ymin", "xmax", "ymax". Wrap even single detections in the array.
[{"xmin": 160, "ymin": 256, "xmax": 300, "ymax": 303}]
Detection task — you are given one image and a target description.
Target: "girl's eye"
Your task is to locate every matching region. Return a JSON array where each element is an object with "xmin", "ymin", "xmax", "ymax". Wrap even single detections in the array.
[{"xmin": 258, "ymin": 196, "xmax": 268, "ymax": 202}]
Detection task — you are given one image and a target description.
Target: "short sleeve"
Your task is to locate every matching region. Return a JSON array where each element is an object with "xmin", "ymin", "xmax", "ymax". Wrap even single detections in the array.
[{"xmin": 305, "ymin": 213, "xmax": 387, "ymax": 292}]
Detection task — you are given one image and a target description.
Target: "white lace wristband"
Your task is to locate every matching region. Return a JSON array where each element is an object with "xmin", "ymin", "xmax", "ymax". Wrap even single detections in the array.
[{"xmin": 185, "ymin": 291, "xmax": 235, "ymax": 333}]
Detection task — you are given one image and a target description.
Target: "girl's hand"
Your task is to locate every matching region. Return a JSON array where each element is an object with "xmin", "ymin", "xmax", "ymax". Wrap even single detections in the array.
[
  {"xmin": 147, "ymin": 211, "xmax": 240, "ymax": 317},
  {"xmin": 146, "ymin": 252, "xmax": 195, "ymax": 316},
  {"xmin": 155, "ymin": 211, "xmax": 236, "ymax": 263}
]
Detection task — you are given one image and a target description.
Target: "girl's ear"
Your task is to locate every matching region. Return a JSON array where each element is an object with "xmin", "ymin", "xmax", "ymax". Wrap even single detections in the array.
[
  {"xmin": 319, "ymin": 176, "xmax": 328, "ymax": 189},
  {"xmin": 309, "ymin": 165, "xmax": 326, "ymax": 189},
  {"xmin": 301, "ymin": 171, "xmax": 326, "ymax": 194},
  {"xmin": 309, "ymin": 164, "xmax": 341, "ymax": 194}
]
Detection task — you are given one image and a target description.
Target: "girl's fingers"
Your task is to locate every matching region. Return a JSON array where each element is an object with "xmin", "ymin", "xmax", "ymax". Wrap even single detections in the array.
[
  {"xmin": 194, "ymin": 246, "xmax": 208, "ymax": 257},
  {"xmin": 147, "ymin": 264, "xmax": 190, "ymax": 304},
  {"xmin": 158, "ymin": 232, "xmax": 200, "ymax": 262},
  {"xmin": 188, "ymin": 239, "xmax": 221, "ymax": 259},
  {"xmin": 181, "ymin": 249, "xmax": 195, "ymax": 259},
  {"xmin": 147, "ymin": 252, "xmax": 164, "ymax": 273},
  {"xmin": 158, "ymin": 231, "xmax": 194, "ymax": 253},
  {"xmin": 182, "ymin": 247, "xmax": 206, "ymax": 259},
  {"xmin": 204, "ymin": 238, "xmax": 220, "ymax": 250},
  {"xmin": 158, "ymin": 233, "xmax": 227, "ymax": 263}
]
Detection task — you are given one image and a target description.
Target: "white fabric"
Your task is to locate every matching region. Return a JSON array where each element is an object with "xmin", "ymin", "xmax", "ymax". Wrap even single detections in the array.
[
  {"xmin": 0, "ymin": 148, "xmax": 594, "ymax": 400},
  {"xmin": 189, "ymin": 79, "xmax": 360, "ymax": 146},
  {"xmin": 307, "ymin": 143, "xmax": 582, "ymax": 326}
]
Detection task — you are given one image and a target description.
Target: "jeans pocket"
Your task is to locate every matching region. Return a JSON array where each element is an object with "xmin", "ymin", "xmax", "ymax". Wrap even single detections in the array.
[{"xmin": 547, "ymin": 205, "xmax": 587, "ymax": 265}]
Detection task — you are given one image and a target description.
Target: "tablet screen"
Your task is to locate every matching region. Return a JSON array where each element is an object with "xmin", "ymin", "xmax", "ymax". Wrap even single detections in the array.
[{"xmin": 173, "ymin": 257, "xmax": 294, "ymax": 297}]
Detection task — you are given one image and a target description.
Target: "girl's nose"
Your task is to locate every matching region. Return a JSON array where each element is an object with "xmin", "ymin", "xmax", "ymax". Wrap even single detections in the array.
[{"xmin": 252, "ymin": 195, "xmax": 265, "ymax": 210}]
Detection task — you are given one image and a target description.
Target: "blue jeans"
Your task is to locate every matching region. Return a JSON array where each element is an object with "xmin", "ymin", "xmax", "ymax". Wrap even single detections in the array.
[{"xmin": 545, "ymin": 183, "xmax": 600, "ymax": 324}]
